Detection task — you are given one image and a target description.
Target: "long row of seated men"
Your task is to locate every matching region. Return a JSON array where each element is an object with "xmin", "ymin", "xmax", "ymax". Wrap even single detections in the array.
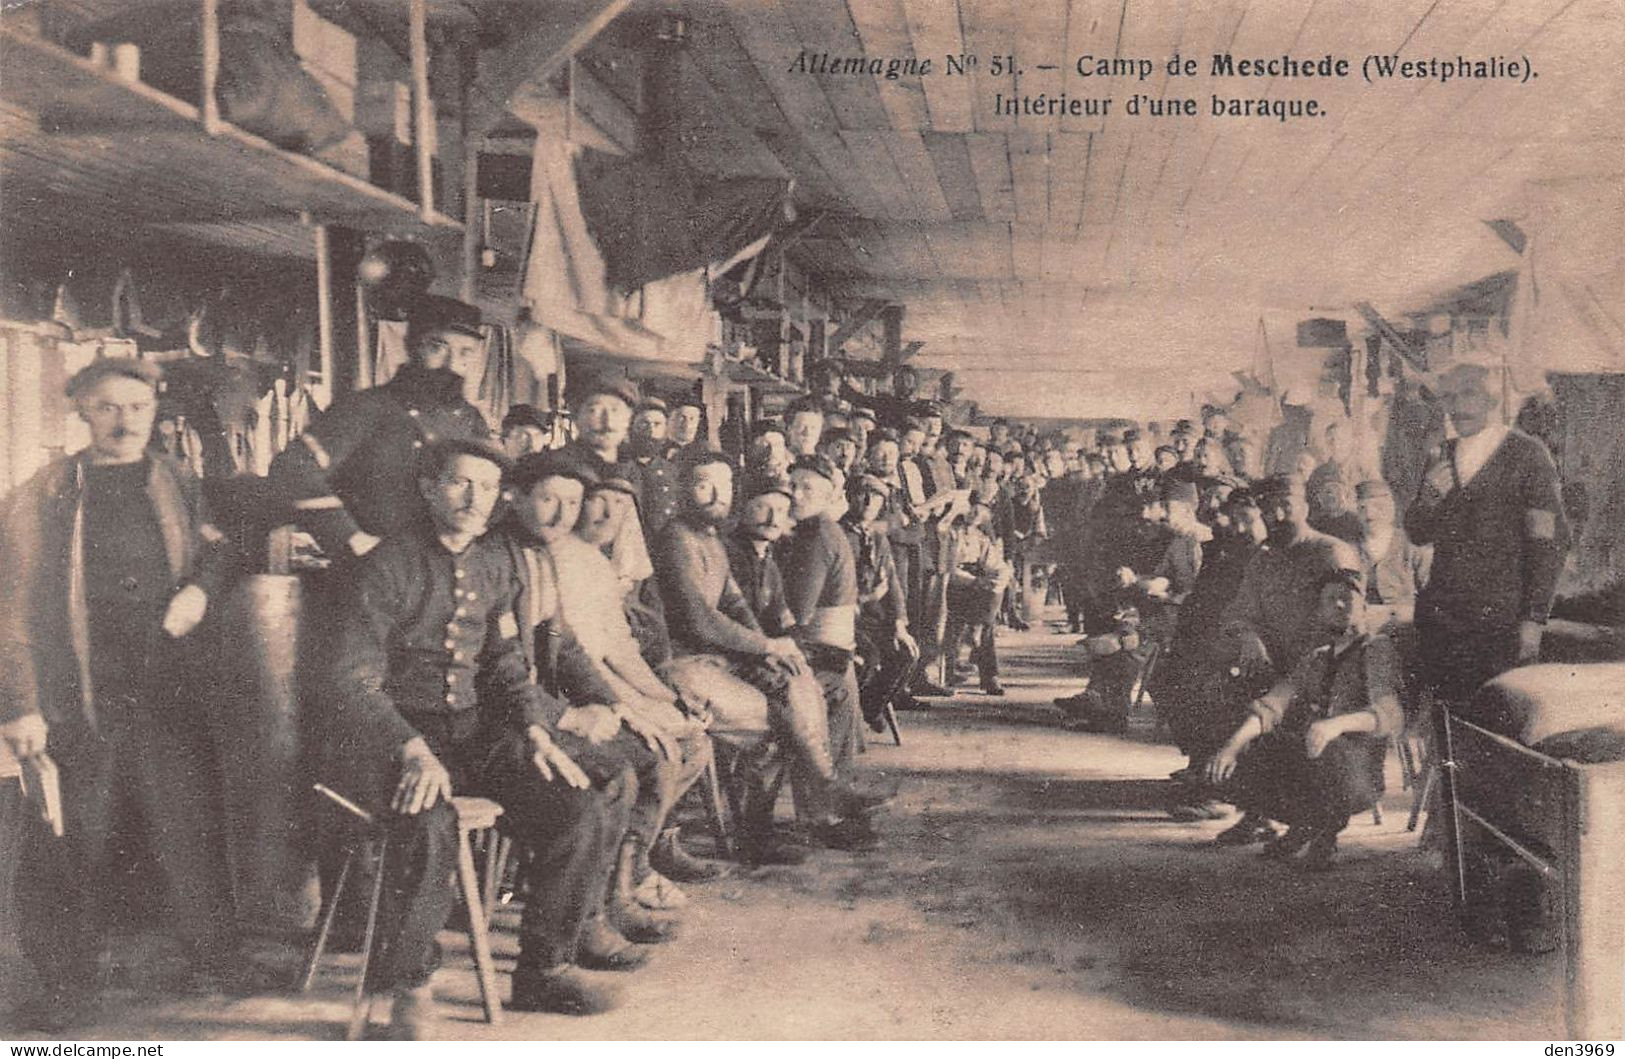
[{"xmin": 0, "ymin": 296, "xmax": 1015, "ymax": 1036}]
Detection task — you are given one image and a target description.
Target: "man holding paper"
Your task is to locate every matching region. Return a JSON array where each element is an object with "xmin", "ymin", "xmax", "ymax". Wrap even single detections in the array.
[{"xmin": 0, "ymin": 358, "xmax": 238, "ymax": 1028}]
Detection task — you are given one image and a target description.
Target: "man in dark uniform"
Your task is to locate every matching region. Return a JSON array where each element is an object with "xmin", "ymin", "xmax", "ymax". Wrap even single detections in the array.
[
  {"xmin": 322, "ymin": 439, "xmax": 633, "ymax": 1033},
  {"xmin": 2, "ymin": 360, "xmax": 238, "ymax": 1028},
  {"xmin": 667, "ymin": 393, "xmax": 708, "ymax": 459},
  {"xmin": 268, "ymin": 295, "xmax": 491, "ymax": 563},
  {"xmin": 267, "ymin": 295, "xmax": 494, "ymax": 952},
  {"xmin": 843, "ymin": 473, "xmax": 919, "ymax": 730},
  {"xmin": 628, "ymin": 396, "xmax": 681, "ymax": 538}
]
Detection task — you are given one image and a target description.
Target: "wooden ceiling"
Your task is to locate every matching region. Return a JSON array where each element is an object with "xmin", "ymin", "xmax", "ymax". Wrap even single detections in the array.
[{"xmin": 667, "ymin": 0, "xmax": 1625, "ymax": 417}]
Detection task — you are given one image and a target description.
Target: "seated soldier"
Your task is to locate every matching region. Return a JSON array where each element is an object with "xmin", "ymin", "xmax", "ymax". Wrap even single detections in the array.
[
  {"xmin": 322, "ymin": 440, "xmax": 633, "ymax": 1031},
  {"xmin": 502, "ymin": 454, "xmax": 723, "ymax": 930},
  {"xmin": 842, "ymin": 473, "xmax": 920, "ymax": 732},
  {"xmin": 780, "ymin": 456, "xmax": 867, "ymax": 780},
  {"xmin": 1206, "ymin": 569, "xmax": 1403, "ymax": 869},
  {"xmin": 654, "ymin": 451, "xmax": 888, "ymax": 859},
  {"xmin": 943, "ymin": 500, "xmax": 1012, "ymax": 697}
]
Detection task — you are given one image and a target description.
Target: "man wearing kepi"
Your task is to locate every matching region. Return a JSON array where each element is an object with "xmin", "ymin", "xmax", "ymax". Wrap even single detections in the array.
[
  {"xmin": 269, "ymin": 295, "xmax": 491, "ymax": 561},
  {"xmin": 322, "ymin": 438, "xmax": 633, "ymax": 1034},
  {"xmin": 0, "ymin": 358, "xmax": 238, "ymax": 1028}
]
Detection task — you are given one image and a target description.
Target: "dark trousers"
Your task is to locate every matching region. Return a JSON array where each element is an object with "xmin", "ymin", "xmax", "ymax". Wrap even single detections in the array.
[
  {"xmin": 332, "ymin": 722, "xmax": 635, "ymax": 990},
  {"xmin": 1227, "ymin": 728, "xmax": 1386, "ymax": 832},
  {"xmin": 855, "ymin": 614, "xmax": 918, "ymax": 721},
  {"xmin": 15, "ymin": 618, "xmax": 233, "ymax": 1002},
  {"xmin": 15, "ymin": 706, "xmax": 235, "ymax": 1000}
]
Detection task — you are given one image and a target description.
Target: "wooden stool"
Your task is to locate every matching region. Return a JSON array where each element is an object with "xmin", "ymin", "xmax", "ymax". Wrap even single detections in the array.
[
  {"xmin": 882, "ymin": 700, "xmax": 902, "ymax": 747},
  {"xmin": 302, "ymin": 792, "xmax": 505, "ymax": 1039}
]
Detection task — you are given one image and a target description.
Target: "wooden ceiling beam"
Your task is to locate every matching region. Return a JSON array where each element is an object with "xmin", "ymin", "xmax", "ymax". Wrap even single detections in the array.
[
  {"xmin": 467, "ymin": 0, "xmax": 637, "ymax": 136},
  {"xmin": 828, "ymin": 298, "xmax": 892, "ymax": 351}
]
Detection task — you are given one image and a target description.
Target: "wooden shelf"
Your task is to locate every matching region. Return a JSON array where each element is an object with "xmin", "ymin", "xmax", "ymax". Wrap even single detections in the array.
[{"xmin": 0, "ymin": 26, "xmax": 462, "ymax": 242}]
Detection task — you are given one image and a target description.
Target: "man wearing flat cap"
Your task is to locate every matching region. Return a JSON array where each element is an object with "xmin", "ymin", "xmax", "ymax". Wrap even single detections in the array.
[
  {"xmin": 321, "ymin": 438, "xmax": 631, "ymax": 1030},
  {"xmin": 2, "ymin": 357, "xmax": 239, "ymax": 1026},
  {"xmin": 780, "ymin": 456, "xmax": 870, "ymax": 819},
  {"xmin": 1207, "ymin": 472, "xmax": 1361, "ymax": 846},
  {"xmin": 270, "ymin": 294, "xmax": 491, "ymax": 564},
  {"xmin": 843, "ymin": 472, "xmax": 919, "ymax": 730}
]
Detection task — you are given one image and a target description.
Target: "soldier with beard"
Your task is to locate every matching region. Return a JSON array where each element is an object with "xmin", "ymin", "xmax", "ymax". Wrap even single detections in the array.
[
  {"xmin": 628, "ymin": 396, "xmax": 681, "ymax": 538},
  {"xmin": 269, "ymin": 296, "xmax": 491, "ymax": 564},
  {"xmin": 1207, "ymin": 473, "xmax": 1360, "ymax": 846},
  {"xmin": 654, "ymin": 452, "xmax": 889, "ymax": 858}
]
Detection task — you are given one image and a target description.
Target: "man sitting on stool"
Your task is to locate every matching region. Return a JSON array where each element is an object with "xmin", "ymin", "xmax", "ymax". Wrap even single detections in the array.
[{"xmin": 321, "ymin": 439, "xmax": 633, "ymax": 1033}]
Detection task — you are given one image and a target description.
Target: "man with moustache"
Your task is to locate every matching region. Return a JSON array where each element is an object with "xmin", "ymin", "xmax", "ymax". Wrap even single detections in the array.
[
  {"xmin": 2, "ymin": 359, "xmax": 238, "ymax": 1028},
  {"xmin": 1209, "ymin": 473, "xmax": 1360, "ymax": 846},
  {"xmin": 269, "ymin": 296, "xmax": 491, "ymax": 564},
  {"xmin": 627, "ymin": 396, "xmax": 681, "ymax": 537},
  {"xmin": 654, "ymin": 452, "xmax": 887, "ymax": 856},
  {"xmin": 321, "ymin": 440, "xmax": 631, "ymax": 1030},
  {"xmin": 1405, "ymin": 362, "xmax": 1568, "ymax": 721},
  {"xmin": 502, "ymin": 454, "xmax": 723, "ymax": 934}
]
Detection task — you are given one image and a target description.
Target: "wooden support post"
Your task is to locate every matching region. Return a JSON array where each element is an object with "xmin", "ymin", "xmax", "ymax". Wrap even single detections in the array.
[
  {"xmin": 313, "ymin": 222, "xmax": 334, "ymax": 409},
  {"xmin": 200, "ymin": 0, "xmax": 221, "ymax": 134},
  {"xmin": 461, "ymin": 142, "xmax": 480, "ymax": 304},
  {"xmin": 409, "ymin": 0, "xmax": 435, "ymax": 222}
]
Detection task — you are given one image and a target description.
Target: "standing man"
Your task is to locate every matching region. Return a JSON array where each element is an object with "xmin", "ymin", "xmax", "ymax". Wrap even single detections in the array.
[
  {"xmin": 269, "ymin": 296, "xmax": 491, "ymax": 562},
  {"xmin": 322, "ymin": 440, "xmax": 632, "ymax": 1030},
  {"xmin": 2, "ymin": 360, "xmax": 238, "ymax": 1028},
  {"xmin": 628, "ymin": 396, "xmax": 681, "ymax": 538},
  {"xmin": 843, "ymin": 473, "xmax": 919, "ymax": 731},
  {"xmin": 1405, "ymin": 362, "xmax": 1569, "ymax": 716},
  {"xmin": 667, "ymin": 393, "xmax": 708, "ymax": 459}
]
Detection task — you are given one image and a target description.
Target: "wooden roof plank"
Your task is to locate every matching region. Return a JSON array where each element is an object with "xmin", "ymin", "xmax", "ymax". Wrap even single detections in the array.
[
  {"xmin": 777, "ymin": 0, "xmax": 895, "ymax": 131},
  {"xmin": 965, "ymin": 132, "xmax": 1017, "ymax": 221},
  {"xmin": 900, "ymin": 0, "xmax": 976, "ymax": 132},
  {"xmin": 886, "ymin": 129, "xmax": 956, "ymax": 224},
  {"xmin": 1007, "ymin": 128, "xmax": 1050, "ymax": 226},
  {"xmin": 922, "ymin": 131, "xmax": 986, "ymax": 222},
  {"xmin": 844, "ymin": 0, "xmax": 933, "ymax": 132},
  {"xmin": 960, "ymin": 0, "xmax": 1017, "ymax": 132}
]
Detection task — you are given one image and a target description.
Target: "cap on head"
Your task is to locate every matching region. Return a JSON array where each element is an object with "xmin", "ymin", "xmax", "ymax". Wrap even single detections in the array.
[
  {"xmin": 848, "ymin": 472, "xmax": 890, "ymax": 503},
  {"xmin": 570, "ymin": 371, "xmax": 641, "ymax": 411},
  {"xmin": 507, "ymin": 449, "xmax": 597, "ymax": 495},
  {"xmin": 636, "ymin": 396, "xmax": 670, "ymax": 416},
  {"xmin": 1252, "ymin": 473, "xmax": 1306, "ymax": 502},
  {"xmin": 66, "ymin": 356, "xmax": 163, "ymax": 399},
  {"xmin": 741, "ymin": 471, "xmax": 793, "ymax": 503},
  {"xmin": 791, "ymin": 453, "xmax": 839, "ymax": 484},
  {"xmin": 1161, "ymin": 479, "xmax": 1199, "ymax": 506},
  {"xmin": 501, "ymin": 403, "xmax": 551, "ymax": 433},
  {"xmin": 405, "ymin": 295, "xmax": 483, "ymax": 349}
]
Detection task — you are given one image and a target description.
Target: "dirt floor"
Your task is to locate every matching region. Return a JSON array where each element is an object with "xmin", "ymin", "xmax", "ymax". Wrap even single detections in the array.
[{"xmin": 3, "ymin": 614, "xmax": 1565, "ymax": 1040}]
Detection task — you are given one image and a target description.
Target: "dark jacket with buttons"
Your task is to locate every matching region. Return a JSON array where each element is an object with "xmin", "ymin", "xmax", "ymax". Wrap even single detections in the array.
[
  {"xmin": 268, "ymin": 365, "xmax": 490, "ymax": 559},
  {"xmin": 323, "ymin": 526, "xmax": 566, "ymax": 766}
]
